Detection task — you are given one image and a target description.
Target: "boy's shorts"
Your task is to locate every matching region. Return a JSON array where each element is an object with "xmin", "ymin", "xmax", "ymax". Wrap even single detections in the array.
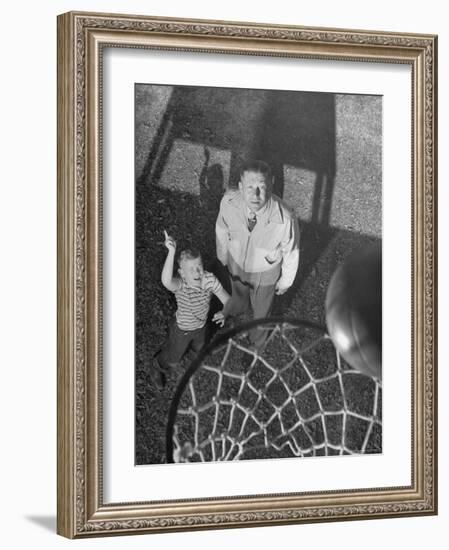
[{"xmin": 158, "ymin": 319, "xmax": 207, "ymax": 368}]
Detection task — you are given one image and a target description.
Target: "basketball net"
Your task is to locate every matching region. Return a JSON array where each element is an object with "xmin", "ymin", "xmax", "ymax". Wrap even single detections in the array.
[{"xmin": 166, "ymin": 318, "xmax": 382, "ymax": 463}]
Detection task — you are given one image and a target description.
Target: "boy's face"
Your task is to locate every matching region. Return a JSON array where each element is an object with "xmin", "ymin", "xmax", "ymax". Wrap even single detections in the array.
[
  {"xmin": 239, "ymin": 170, "xmax": 271, "ymax": 212},
  {"xmin": 179, "ymin": 257, "xmax": 204, "ymax": 288}
]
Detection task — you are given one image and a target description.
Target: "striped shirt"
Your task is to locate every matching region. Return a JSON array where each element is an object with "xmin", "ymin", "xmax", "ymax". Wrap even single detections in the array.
[{"xmin": 174, "ymin": 271, "xmax": 223, "ymax": 331}]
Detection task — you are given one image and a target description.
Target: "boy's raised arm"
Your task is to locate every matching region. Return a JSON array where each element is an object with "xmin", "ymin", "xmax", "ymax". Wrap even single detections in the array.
[{"xmin": 161, "ymin": 230, "xmax": 181, "ymax": 292}]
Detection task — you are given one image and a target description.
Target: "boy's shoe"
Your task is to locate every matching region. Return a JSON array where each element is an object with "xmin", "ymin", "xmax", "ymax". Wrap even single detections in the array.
[
  {"xmin": 154, "ymin": 349, "xmax": 180, "ymax": 370},
  {"xmin": 150, "ymin": 351, "xmax": 167, "ymax": 390},
  {"xmin": 149, "ymin": 363, "xmax": 166, "ymax": 390}
]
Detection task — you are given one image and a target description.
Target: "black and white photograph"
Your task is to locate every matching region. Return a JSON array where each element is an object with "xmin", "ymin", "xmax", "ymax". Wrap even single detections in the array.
[{"xmin": 135, "ymin": 83, "xmax": 383, "ymax": 465}]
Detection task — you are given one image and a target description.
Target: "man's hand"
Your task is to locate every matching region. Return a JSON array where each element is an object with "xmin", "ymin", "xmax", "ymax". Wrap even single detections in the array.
[
  {"xmin": 212, "ymin": 310, "xmax": 226, "ymax": 327},
  {"xmin": 163, "ymin": 230, "xmax": 176, "ymax": 253},
  {"xmin": 275, "ymin": 281, "xmax": 289, "ymax": 295}
]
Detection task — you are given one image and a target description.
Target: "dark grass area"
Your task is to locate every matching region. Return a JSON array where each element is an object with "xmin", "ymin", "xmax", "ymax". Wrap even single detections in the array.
[
  {"xmin": 135, "ymin": 182, "xmax": 225, "ymax": 464},
  {"xmin": 135, "ymin": 182, "xmax": 381, "ymax": 464}
]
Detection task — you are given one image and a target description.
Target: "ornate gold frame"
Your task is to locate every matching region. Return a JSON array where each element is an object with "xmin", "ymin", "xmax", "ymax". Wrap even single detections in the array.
[{"xmin": 57, "ymin": 11, "xmax": 437, "ymax": 538}]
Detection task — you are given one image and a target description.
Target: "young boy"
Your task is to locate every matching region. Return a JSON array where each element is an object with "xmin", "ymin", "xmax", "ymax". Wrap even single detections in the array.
[{"xmin": 152, "ymin": 230, "xmax": 230, "ymax": 388}]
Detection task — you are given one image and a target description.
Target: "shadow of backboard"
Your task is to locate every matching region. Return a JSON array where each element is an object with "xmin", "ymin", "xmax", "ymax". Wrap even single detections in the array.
[{"xmin": 136, "ymin": 84, "xmax": 335, "ymax": 227}]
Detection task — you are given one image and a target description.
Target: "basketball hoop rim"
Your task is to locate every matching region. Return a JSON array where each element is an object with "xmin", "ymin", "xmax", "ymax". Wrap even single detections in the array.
[{"xmin": 165, "ymin": 317, "xmax": 327, "ymax": 463}]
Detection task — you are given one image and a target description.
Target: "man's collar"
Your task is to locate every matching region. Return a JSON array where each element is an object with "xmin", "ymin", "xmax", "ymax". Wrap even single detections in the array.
[
  {"xmin": 245, "ymin": 202, "xmax": 268, "ymax": 219},
  {"xmin": 228, "ymin": 191, "xmax": 283, "ymax": 224}
]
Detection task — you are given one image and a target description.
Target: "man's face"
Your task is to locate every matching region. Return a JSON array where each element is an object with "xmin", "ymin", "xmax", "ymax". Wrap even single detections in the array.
[
  {"xmin": 179, "ymin": 257, "xmax": 204, "ymax": 288},
  {"xmin": 239, "ymin": 171, "xmax": 271, "ymax": 212}
]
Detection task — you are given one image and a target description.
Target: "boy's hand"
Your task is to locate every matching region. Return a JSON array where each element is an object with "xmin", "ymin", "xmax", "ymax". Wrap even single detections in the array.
[
  {"xmin": 163, "ymin": 230, "xmax": 176, "ymax": 253},
  {"xmin": 212, "ymin": 311, "xmax": 226, "ymax": 327}
]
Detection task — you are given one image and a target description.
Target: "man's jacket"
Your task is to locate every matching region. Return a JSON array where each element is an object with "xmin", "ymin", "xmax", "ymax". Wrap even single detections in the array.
[{"xmin": 215, "ymin": 190, "xmax": 300, "ymax": 289}]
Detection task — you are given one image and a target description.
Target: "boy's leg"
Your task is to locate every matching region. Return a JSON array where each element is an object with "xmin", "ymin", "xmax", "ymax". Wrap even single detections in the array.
[
  {"xmin": 157, "ymin": 320, "xmax": 192, "ymax": 370},
  {"xmin": 155, "ymin": 326, "xmax": 206, "ymax": 386},
  {"xmin": 190, "ymin": 325, "xmax": 207, "ymax": 354}
]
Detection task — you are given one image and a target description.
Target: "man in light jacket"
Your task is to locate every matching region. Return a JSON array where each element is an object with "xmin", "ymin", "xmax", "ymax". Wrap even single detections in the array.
[{"xmin": 215, "ymin": 160, "xmax": 300, "ymax": 347}]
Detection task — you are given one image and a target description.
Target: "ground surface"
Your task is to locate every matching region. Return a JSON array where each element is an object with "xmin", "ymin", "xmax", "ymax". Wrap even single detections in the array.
[{"xmin": 135, "ymin": 85, "xmax": 382, "ymax": 465}]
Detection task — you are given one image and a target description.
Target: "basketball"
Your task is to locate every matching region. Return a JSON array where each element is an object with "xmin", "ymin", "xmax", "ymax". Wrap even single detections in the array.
[{"xmin": 325, "ymin": 242, "xmax": 382, "ymax": 379}]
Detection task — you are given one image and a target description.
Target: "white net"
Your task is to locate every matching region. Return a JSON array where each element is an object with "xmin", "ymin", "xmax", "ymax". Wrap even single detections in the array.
[{"xmin": 166, "ymin": 319, "xmax": 382, "ymax": 463}]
